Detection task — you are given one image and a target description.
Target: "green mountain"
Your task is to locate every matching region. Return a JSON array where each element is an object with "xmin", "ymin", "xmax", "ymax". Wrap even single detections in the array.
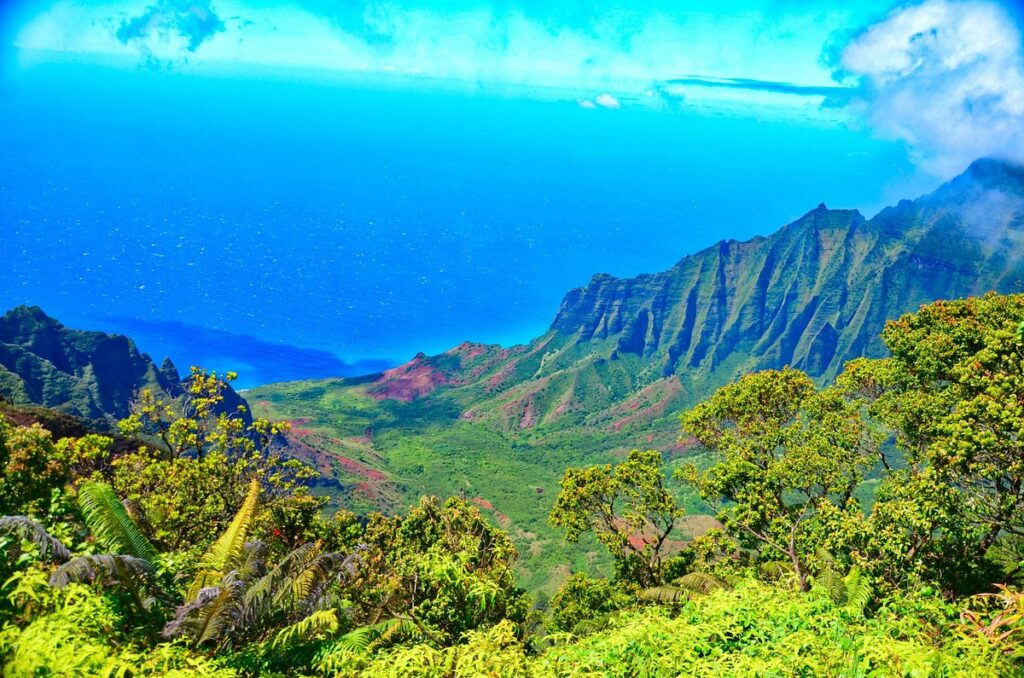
[
  {"xmin": 247, "ymin": 158, "xmax": 1024, "ymax": 591},
  {"xmin": 0, "ymin": 306, "xmax": 245, "ymax": 429}
]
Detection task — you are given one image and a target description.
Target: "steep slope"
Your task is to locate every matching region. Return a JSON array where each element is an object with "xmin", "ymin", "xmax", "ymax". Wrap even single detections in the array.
[
  {"xmin": 0, "ymin": 306, "xmax": 248, "ymax": 428},
  {"xmin": 435, "ymin": 158, "xmax": 1024, "ymax": 429},
  {"xmin": 249, "ymin": 158, "xmax": 1024, "ymax": 590}
]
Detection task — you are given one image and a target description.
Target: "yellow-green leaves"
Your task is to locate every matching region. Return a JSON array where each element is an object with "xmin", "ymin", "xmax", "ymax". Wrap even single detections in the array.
[
  {"xmin": 187, "ymin": 477, "xmax": 261, "ymax": 601},
  {"xmin": 551, "ymin": 450, "xmax": 683, "ymax": 587},
  {"xmin": 76, "ymin": 481, "xmax": 158, "ymax": 564}
]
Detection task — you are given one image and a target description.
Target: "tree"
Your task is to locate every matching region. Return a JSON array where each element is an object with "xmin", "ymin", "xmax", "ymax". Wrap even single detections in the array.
[
  {"xmin": 550, "ymin": 449, "xmax": 683, "ymax": 587},
  {"xmin": 838, "ymin": 293, "xmax": 1024, "ymax": 589},
  {"xmin": 350, "ymin": 496, "xmax": 530, "ymax": 647},
  {"xmin": 112, "ymin": 367, "xmax": 315, "ymax": 552},
  {"xmin": 0, "ymin": 416, "xmax": 69, "ymax": 516},
  {"xmin": 679, "ymin": 368, "xmax": 875, "ymax": 591},
  {"xmin": 548, "ymin": 574, "xmax": 632, "ymax": 633}
]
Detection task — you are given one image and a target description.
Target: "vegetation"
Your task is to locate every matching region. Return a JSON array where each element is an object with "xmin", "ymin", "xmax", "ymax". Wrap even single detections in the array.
[{"xmin": 3, "ymin": 293, "xmax": 1024, "ymax": 675}]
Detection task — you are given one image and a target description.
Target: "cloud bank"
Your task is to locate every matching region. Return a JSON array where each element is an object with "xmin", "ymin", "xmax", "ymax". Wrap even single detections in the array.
[
  {"xmin": 116, "ymin": 0, "xmax": 225, "ymax": 53},
  {"xmin": 15, "ymin": 0, "xmax": 870, "ymax": 106},
  {"xmin": 834, "ymin": 0, "xmax": 1024, "ymax": 174}
]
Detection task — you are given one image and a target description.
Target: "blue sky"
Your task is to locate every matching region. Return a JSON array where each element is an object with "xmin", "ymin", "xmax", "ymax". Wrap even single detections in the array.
[{"xmin": 1, "ymin": 1, "xmax": 1023, "ymax": 385}]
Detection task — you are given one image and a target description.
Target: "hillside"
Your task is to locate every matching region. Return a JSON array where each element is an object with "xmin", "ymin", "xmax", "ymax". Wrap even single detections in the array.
[
  {"xmin": 248, "ymin": 158, "xmax": 1024, "ymax": 591},
  {"xmin": 0, "ymin": 306, "xmax": 248, "ymax": 429}
]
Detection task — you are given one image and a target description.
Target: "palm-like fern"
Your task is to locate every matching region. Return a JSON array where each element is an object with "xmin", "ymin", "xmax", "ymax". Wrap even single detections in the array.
[
  {"xmin": 187, "ymin": 477, "xmax": 261, "ymax": 601},
  {"xmin": 165, "ymin": 539, "xmax": 361, "ymax": 649},
  {"xmin": 76, "ymin": 481, "xmax": 159, "ymax": 563},
  {"xmin": 324, "ymin": 617, "xmax": 422, "ymax": 655},
  {"xmin": 267, "ymin": 608, "xmax": 341, "ymax": 651},
  {"xmin": 640, "ymin": 571, "xmax": 732, "ymax": 603},
  {"xmin": 49, "ymin": 553, "xmax": 154, "ymax": 588},
  {"xmin": 0, "ymin": 515, "xmax": 72, "ymax": 562},
  {"xmin": 811, "ymin": 565, "xmax": 872, "ymax": 615}
]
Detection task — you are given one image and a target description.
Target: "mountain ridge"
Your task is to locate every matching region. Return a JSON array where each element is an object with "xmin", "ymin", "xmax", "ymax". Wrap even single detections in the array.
[
  {"xmin": 0, "ymin": 305, "xmax": 250, "ymax": 428},
  {"xmin": 349, "ymin": 158, "xmax": 1024, "ymax": 434}
]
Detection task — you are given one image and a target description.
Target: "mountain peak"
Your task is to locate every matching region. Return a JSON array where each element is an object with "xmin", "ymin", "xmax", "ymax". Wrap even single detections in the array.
[{"xmin": 936, "ymin": 157, "xmax": 1024, "ymax": 198}]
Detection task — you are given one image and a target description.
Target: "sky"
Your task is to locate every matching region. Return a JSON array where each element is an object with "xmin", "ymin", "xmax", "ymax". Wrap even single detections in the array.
[{"xmin": 1, "ymin": 0, "xmax": 1023, "ymax": 386}]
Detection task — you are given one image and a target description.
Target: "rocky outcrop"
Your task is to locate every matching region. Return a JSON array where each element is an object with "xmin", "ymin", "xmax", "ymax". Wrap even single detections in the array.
[{"xmin": 0, "ymin": 306, "xmax": 249, "ymax": 428}]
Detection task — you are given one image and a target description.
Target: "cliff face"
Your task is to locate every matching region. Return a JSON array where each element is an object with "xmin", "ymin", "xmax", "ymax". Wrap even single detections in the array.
[
  {"xmin": 367, "ymin": 159, "xmax": 1024, "ymax": 432},
  {"xmin": 0, "ymin": 306, "xmax": 237, "ymax": 428}
]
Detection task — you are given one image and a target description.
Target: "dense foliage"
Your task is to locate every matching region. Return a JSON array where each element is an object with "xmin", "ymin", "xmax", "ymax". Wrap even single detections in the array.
[{"xmin": 4, "ymin": 294, "xmax": 1024, "ymax": 675}]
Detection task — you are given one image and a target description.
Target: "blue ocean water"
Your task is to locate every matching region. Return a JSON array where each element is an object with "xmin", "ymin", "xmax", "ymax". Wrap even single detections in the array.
[{"xmin": 0, "ymin": 63, "xmax": 924, "ymax": 387}]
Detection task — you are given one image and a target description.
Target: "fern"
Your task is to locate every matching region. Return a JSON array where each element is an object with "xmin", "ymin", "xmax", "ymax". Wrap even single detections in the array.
[
  {"xmin": 843, "ymin": 567, "xmax": 872, "ymax": 616},
  {"xmin": 267, "ymin": 609, "xmax": 341, "ymax": 651},
  {"xmin": 76, "ymin": 482, "xmax": 158, "ymax": 563},
  {"xmin": 812, "ymin": 567, "xmax": 847, "ymax": 606},
  {"xmin": 187, "ymin": 477, "xmax": 261, "ymax": 600},
  {"xmin": 640, "ymin": 572, "xmax": 730, "ymax": 604},
  {"xmin": 324, "ymin": 617, "xmax": 422, "ymax": 656},
  {"xmin": 0, "ymin": 515, "xmax": 71, "ymax": 562},
  {"xmin": 571, "ymin": 611, "xmax": 624, "ymax": 636},
  {"xmin": 674, "ymin": 572, "xmax": 730, "ymax": 594},
  {"xmin": 164, "ymin": 579, "xmax": 245, "ymax": 647},
  {"xmin": 49, "ymin": 553, "xmax": 154, "ymax": 588},
  {"xmin": 640, "ymin": 585, "xmax": 689, "ymax": 603},
  {"xmin": 759, "ymin": 561, "xmax": 794, "ymax": 581}
]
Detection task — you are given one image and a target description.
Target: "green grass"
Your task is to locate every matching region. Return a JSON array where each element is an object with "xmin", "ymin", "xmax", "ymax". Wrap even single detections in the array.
[{"xmin": 247, "ymin": 377, "xmax": 716, "ymax": 592}]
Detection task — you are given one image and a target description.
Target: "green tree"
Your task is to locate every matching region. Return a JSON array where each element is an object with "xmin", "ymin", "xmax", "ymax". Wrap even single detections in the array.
[
  {"xmin": 838, "ymin": 293, "xmax": 1024, "ymax": 590},
  {"xmin": 0, "ymin": 416, "xmax": 69, "ymax": 516},
  {"xmin": 548, "ymin": 574, "xmax": 632, "ymax": 634},
  {"xmin": 352, "ymin": 496, "xmax": 530, "ymax": 647},
  {"xmin": 550, "ymin": 449, "xmax": 683, "ymax": 586},
  {"xmin": 113, "ymin": 367, "xmax": 315, "ymax": 552},
  {"xmin": 679, "ymin": 368, "xmax": 876, "ymax": 590}
]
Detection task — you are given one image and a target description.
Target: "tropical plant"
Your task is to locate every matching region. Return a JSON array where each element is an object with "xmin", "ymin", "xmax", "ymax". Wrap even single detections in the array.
[
  {"xmin": 679, "ymin": 369, "xmax": 876, "ymax": 590},
  {"xmin": 547, "ymin": 574, "xmax": 633, "ymax": 634},
  {"xmin": 550, "ymin": 449, "xmax": 684, "ymax": 586}
]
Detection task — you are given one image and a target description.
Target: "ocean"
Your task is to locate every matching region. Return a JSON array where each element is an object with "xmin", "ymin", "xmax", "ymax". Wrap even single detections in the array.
[{"xmin": 0, "ymin": 61, "xmax": 923, "ymax": 387}]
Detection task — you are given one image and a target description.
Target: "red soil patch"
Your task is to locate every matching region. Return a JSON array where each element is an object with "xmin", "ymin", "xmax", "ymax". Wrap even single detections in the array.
[
  {"xmin": 283, "ymin": 435, "xmax": 334, "ymax": 476},
  {"xmin": 367, "ymin": 353, "xmax": 449, "ymax": 402},
  {"xmin": 611, "ymin": 377, "xmax": 683, "ymax": 432},
  {"xmin": 285, "ymin": 418, "xmax": 314, "ymax": 437},
  {"xmin": 519, "ymin": 398, "xmax": 538, "ymax": 429},
  {"xmin": 334, "ymin": 454, "xmax": 387, "ymax": 481},
  {"xmin": 471, "ymin": 496, "xmax": 494, "ymax": 510}
]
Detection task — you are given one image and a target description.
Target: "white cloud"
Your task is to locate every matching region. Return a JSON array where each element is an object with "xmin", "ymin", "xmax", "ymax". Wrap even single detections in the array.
[
  {"xmin": 836, "ymin": 0, "xmax": 1024, "ymax": 174},
  {"xmin": 13, "ymin": 0, "xmax": 863, "ymax": 118},
  {"xmin": 594, "ymin": 92, "xmax": 620, "ymax": 108}
]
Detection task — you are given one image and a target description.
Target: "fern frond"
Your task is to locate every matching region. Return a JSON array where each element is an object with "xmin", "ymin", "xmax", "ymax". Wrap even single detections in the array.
[
  {"xmin": 0, "ymin": 515, "xmax": 71, "ymax": 562},
  {"xmin": 639, "ymin": 585, "xmax": 688, "ymax": 603},
  {"xmin": 571, "ymin": 611, "xmax": 623, "ymax": 636},
  {"xmin": 267, "ymin": 609, "xmax": 341, "ymax": 651},
  {"xmin": 373, "ymin": 617, "xmax": 420, "ymax": 648},
  {"xmin": 164, "ymin": 580, "xmax": 245, "ymax": 647},
  {"xmin": 326, "ymin": 617, "xmax": 421, "ymax": 656},
  {"xmin": 76, "ymin": 482, "xmax": 158, "ymax": 563},
  {"xmin": 187, "ymin": 478, "xmax": 261, "ymax": 601},
  {"xmin": 673, "ymin": 572, "xmax": 731, "ymax": 594},
  {"xmin": 843, "ymin": 567, "xmax": 872, "ymax": 616},
  {"xmin": 811, "ymin": 567, "xmax": 846, "ymax": 606},
  {"xmin": 329, "ymin": 625, "xmax": 375, "ymax": 654},
  {"xmin": 815, "ymin": 548, "xmax": 838, "ymax": 568},
  {"xmin": 49, "ymin": 554, "xmax": 153, "ymax": 588},
  {"xmin": 759, "ymin": 561, "xmax": 794, "ymax": 581}
]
